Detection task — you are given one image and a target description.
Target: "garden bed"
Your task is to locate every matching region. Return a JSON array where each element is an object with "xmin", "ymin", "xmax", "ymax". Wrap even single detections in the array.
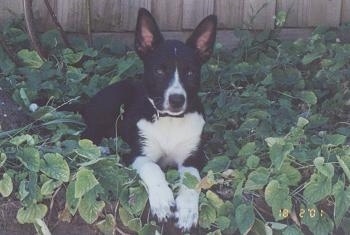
[{"xmin": 0, "ymin": 16, "xmax": 350, "ymax": 235}]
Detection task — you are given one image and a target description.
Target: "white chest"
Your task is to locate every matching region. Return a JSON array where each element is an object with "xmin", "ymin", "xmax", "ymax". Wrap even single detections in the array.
[{"xmin": 136, "ymin": 112, "xmax": 205, "ymax": 165}]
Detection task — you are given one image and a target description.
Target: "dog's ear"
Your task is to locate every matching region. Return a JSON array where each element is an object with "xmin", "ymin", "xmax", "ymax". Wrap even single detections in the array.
[
  {"xmin": 186, "ymin": 15, "xmax": 217, "ymax": 63},
  {"xmin": 135, "ymin": 8, "xmax": 164, "ymax": 59}
]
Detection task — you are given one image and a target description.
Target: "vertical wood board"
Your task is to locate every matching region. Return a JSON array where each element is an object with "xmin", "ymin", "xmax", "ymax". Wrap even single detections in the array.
[
  {"xmin": 277, "ymin": 0, "xmax": 342, "ymax": 27},
  {"xmin": 243, "ymin": 0, "xmax": 276, "ymax": 29},
  {"xmin": 341, "ymin": 0, "xmax": 350, "ymax": 23},
  {"xmin": 56, "ymin": 0, "xmax": 87, "ymax": 32},
  {"xmin": 151, "ymin": 0, "xmax": 182, "ymax": 30},
  {"xmin": 182, "ymin": 0, "xmax": 214, "ymax": 29},
  {"xmin": 0, "ymin": 0, "xmax": 23, "ymax": 24},
  {"xmin": 119, "ymin": 0, "xmax": 151, "ymax": 31},
  {"xmin": 215, "ymin": 0, "xmax": 244, "ymax": 28},
  {"xmin": 91, "ymin": 0, "xmax": 121, "ymax": 32}
]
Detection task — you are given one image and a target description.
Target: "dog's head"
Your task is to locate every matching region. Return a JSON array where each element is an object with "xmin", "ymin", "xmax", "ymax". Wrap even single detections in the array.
[{"xmin": 135, "ymin": 8, "xmax": 217, "ymax": 116}]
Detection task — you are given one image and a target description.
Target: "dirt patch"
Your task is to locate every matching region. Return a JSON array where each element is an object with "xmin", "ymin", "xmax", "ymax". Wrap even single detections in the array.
[
  {"xmin": 0, "ymin": 198, "xmax": 100, "ymax": 235},
  {"xmin": 0, "ymin": 89, "xmax": 31, "ymax": 131}
]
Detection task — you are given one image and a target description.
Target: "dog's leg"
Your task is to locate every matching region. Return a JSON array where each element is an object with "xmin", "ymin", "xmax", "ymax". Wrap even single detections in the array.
[
  {"xmin": 132, "ymin": 157, "xmax": 175, "ymax": 221},
  {"xmin": 175, "ymin": 165, "xmax": 201, "ymax": 231}
]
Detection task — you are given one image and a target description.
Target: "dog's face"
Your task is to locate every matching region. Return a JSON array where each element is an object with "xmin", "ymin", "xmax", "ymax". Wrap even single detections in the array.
[{"xmin": 135, "ymin": 9, "xmax": 217, "ymax": 116}]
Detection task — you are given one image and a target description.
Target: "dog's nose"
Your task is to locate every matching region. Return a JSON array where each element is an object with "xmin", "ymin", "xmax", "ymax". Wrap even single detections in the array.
[{"xmin": 169, "ymin": 94, "xmax": 185, "ymax": 109}]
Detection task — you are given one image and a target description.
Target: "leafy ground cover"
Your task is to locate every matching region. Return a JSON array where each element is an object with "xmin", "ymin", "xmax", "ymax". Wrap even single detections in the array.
[{"xmin": 0, "ymin": 17, "xmax": 350, "ymax": 235}]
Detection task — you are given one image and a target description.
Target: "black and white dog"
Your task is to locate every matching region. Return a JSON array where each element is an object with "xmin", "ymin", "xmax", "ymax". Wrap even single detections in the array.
[{"xmin": 81, "ymin": 8, "xmax": 217, "ymax": 231}]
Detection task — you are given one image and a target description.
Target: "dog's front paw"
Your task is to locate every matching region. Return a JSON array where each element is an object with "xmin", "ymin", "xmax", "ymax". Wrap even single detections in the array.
[
  {"xmin": 175, "ymin": 188, "xmax": 199, "ymax": 231},
  {"xmin": 148, "ymin": 183, "xmax": 175, "ymax": 221}
]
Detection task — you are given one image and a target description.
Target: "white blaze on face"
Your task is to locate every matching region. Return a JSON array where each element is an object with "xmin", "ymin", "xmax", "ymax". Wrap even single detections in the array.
[{"xmin": 163, "ymin": 67, "xmax": 187, "ymax": 115}]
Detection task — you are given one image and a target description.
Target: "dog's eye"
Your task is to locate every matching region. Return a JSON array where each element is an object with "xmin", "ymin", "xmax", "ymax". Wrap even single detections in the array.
[{"xmin": 155, "ymin": 68, "xmax": 165, "ymax": 77}]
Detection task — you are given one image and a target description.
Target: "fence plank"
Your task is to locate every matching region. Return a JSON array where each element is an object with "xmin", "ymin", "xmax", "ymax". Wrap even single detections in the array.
[
  {"xmin": 151, "ymin": 0, "xmax": 182, "ymax": 30},
  {"xmin": 243, "ymin": 0, "xmax": 276, "ymax": 29},
  {"xmin": 56, "ymin": 0, "xmax": 87, "ymax": 32},
  {"xmin": 182, "ymin": 0, "xmax": 214, "ymax": 29},
  {"xmin": 342, "ymin": 0, "xmax": 350, "ymax": 23},
  {"xmin": 120, "ymin": 0, "xmax": 151, "ymax": 31},
  {"xmin": 277, "ymin": 0, "xmax": 342, "ymax": 27},
  {"xmin": 91, "ymin": 0, "xmax": 121, "ymax": 32},
  {"xmin": 33, "ymin": 0, "xmax": 57, "ymax": 30},
  {"xmin": 0, "ymin": 0, "xmax": 23, "ymax": 24},
  {"xmin": 215, "ymin": 0, "xmax": 244, "ymax": 28}
]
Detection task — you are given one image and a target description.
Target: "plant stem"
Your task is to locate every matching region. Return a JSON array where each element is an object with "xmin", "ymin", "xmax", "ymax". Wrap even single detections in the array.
[
  {"xmin": 86, "ymin": 0, "xmax": 92, "ymax": 47},
  {"xmin": 43, "ymin": 0, "xmax": 72, "ymax": 49},
  {"xmin": 23, "ymin": 0, "xmax": 48, "ymax": 59}
]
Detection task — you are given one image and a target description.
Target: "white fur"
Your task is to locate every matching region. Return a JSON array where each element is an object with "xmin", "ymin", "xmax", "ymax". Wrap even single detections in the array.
[
  {"xmin": 137, "ymin": 112, "xmax": 205, "ymax": 166},
  {"xmin": 176, "ymin": 166, "xmax": 201, "ymax": 230},
  {"xmin": 132, "ymin": 157, "xmax": 175, "ymax": 220},
  {"xmin": 163, "ymin": 67, "xmax": 187, "ymax": 115}
]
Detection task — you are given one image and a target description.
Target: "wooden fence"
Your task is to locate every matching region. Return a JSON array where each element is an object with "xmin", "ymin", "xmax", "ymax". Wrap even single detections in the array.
[{"xmin": 1, "ymin": 0, "xmax": 350, "ymax": 32}]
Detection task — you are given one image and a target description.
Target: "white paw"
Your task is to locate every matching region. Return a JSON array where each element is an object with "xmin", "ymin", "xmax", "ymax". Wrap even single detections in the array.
[
  {"xmin": 148, "ymin": 183, "xmax": 175, "ymax": 221},
  {"xmin": 175, "ymin": 188, "xmax": 199, "ymax": 231}
]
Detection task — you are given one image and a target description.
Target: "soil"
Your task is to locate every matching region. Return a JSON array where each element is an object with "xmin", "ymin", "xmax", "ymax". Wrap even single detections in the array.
[{"xmin": 0, "ymin": 89, "xmax": 31, "ymax": 131}]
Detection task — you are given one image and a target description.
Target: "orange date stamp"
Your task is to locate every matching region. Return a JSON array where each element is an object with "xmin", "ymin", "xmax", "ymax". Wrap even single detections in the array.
[{"xmin": 279, "ymin": 208, "xmax": 326, "ymax": 219}]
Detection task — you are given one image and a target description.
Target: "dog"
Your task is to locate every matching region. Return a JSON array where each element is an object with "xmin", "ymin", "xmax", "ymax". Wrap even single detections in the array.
[{"xmin": 81, "ymin": 8, "xmax": 217, "ymax": 231}]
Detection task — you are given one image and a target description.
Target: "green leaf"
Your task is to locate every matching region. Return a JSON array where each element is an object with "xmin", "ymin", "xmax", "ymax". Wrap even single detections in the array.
[
  {"xmin": 302, "ymin": 53, "xmax": 322, "ymax": 65},
  {"xmin": 296, "ymin": 91, "xmax": 317, "ymax": 105},
  {"xmin": 78, "ymin": 188, "xmax": 105, "ymax": 224},
  {"xmin": 244, "ymin": 167, "xmax": 269, "ymax": 190},
  {"xmin": 266, "ymin": 222, "xmax": 287, "ymax": 230},
  {"xmin": 118, "ymin": 207, "xmax": 142, "ymax": 232},
  {"xmin": 66, "ymin": 181, "xmax": 80, "ymax": 215},
  {"xmin": 75, "ymin": 168, "xmax": 99, "ymax": 198},
  {"xmin": 313, "ymin": 157, "xmax": 334, "ymax": 178},
  {"xmin": 17, "ymin": 49, "xmax": 44, "ymax": 68},
  {"xmin": 277, "ymin": 163, "xmax": 302, "ymax": 186},
  {"xmin": 202, "ymin": 155, "xmax": 231, "ymax": 173},
  {"xmin": 282, "ymin": 225, "xmax": 303, "ymax": 235},
  {"xmin": 166, "ymin": 169, "xmax": 180, "ymax": 184},
  {"xmin": 183, "ymin": 172, "xmax": 199, "ymax": 189},
  {"xmin": 215, "ymin": 216, "xmax": 231, "ymax": 231},
  {"xmin": 63, "ymin": 48, "xmax": 84, "ymax": 64},
  {"xmin": 0, "ymin": 152, "xmax": 7, "ymax": 167},
  {"xmin": 238, "ymin": 142, "xmax": 256, "ymax": 157},
  {"xmin": 235, "ymin": 204, "xmax": 255, "ymax": 235},
  {"xmin": 138, "ymin": 224, "xmax": 158, "ymax": 235},
  {"xmin": 303, "ymin": 173, "xmax": 332, "ymax": 204},
  {"xmin": 17, "ymin": 147, "xmax": 41, "ymax": 172},
  {"xmin": 0, "ymin": 173, "xmax": 13, "ymax": 197},
  {"xmin": 324, "ymin": 134, "xmax": 347, "ymax": 146},
  {"xmin": 199, "ymin": 204, "xmax": 217, "ymax": 229},
  {"xmin": 269, "ymin": 142, "xmax": 294, "ymax": 170},
  {"xmin": 40, "ymin": 153, "xmax": 70, "ymax": 182},
  {"xmin": 264, "ymin": 180, "xmax": 292, "ymax": 220},
  {"xmin": 301, "ymin": 205, "xmax": 334, "ymax": 235},
  {"xmin": 206, "ymin": 190, "xmax": 224, "ymax": 209},
  {"xmin": 96, "ymin": 214, "xmax": 116, "ymax": 235},
  {"xmin": 19, "ymin": 88, "xmax": 30, "ymax": 106},
  {"xmin": 16, "ymin": 203, "xmax": 48, "ymax": 224},
  {"xmin": 75, "ymin": 139, "xmax": 101, "ymax": 159},
  {"xmin": 332, "ymin": 181, "xmax": 350, "ymax": 227},
  {"xmin": 118, "ymin": 206, "xmax": 133, "ymax": 227},
  {"xmin": 128, "ymin": 186, "xmax": 148, "ymax": 215},
  {"xmin": 83, "ymin": 48, "xmax": 98, "ymax": 57},
  {"xmin": 337, "ymin": 155, "xmax": 350, "ymax": 182},
  {"xmin": 40, "ymin": 179, "xmax": 62, "ymax": 195},
  {"xmin": 296, "ymin": 117, "xmax": 309, "ymax": 128},
  {"xmin": 67, "ymin": 66, "xmax": 88, "ymax": 83},
  {"xmin": 265, "ymin": 137, "xmax": 284, "ymax": 147},
  {"xmin": 246, "ymin": 155, "xmax": 260, "ymax": 169},
  {"xmin": 10, "ymin": 134, "xmax": 35, "ymax": 146}
]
